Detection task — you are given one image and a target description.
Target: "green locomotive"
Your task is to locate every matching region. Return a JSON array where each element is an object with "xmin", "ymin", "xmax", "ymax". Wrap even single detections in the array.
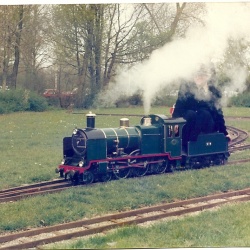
[{"xmin": 56, "ymin": 113, "xmax": 229, "ymax": 184}]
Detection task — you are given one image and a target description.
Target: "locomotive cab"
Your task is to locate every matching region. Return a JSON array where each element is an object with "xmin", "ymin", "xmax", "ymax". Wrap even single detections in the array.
[
  {"xmin": 138, "ymin": 114, "xmax": 186, "ymax": 158},
  {"xmin": 165, "ymin": 118, "xmax": 186, "ymax": 157}
]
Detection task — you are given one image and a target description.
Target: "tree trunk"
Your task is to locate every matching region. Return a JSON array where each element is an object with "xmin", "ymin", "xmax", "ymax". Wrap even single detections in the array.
[
  {"xmin": 11, "ymin": 5, "xmax": 23, "ymax": 89},
  {"xmin": 170, "ymin": 3, "xmax": 186, "ymax": 37},
  {"xmin": 2, "ymin": 30, "xmax": 11, "ymax": 91},
  {"xmin": 94, "ymin": 5, "xmax": 103, "ymax": 90}
]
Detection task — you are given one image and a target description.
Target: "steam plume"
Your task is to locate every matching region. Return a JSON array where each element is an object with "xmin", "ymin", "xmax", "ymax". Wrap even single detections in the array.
[{"xmin": 97, "ymin": 3, "xmax": 250, "ymax": 114}]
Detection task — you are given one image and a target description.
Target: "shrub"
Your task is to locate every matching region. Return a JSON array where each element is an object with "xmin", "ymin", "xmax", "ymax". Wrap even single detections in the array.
[
  {"xmin": 28, "ymin": 92, "xmax": 48, "ymax": 112},
  {"xmin": 229, "ymin": 92, "xmax": 250, "ymax": 107},
  {"xmin": 0, "ymin": 89, "xmax": 48, "ymax": 114},
  {"xmin": 115, "ymin": 93, "xmax": 143, "ymax": 108},
  {"xmin": 46, "ymin": 97, "xmax": 61, "ymax": 107},
  {"xmin": 152, "ymin": 94, "xmax": 176, "ymax": 107},
  {"xmin": 0, "ymin": 89, "xmax": 29, "ymax": 113}
]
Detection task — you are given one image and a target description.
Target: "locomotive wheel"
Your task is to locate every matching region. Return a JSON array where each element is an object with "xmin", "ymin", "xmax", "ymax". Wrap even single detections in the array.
[
  {"xmin": 214, "ymin": 154, "xmax": 225, "ymax": 165},
  {"xmin": 99, "ymin": 172, "xmax": 112, "ymax": 182},
  {"xmin": 189, "ymin": 157, "xmax": 201, "ymax": 169},
  {"xmin": 81, "ymin": 171, "xmax": 94, "ymax": 184},
  {"xmin": 129, "ymin": 150, "xmax": 148, "ymax": 177},
  {"xmin": 133, "ymin": 164, "xmax": 149, "ymax": 177},
  {"xmin": 153, "ymin": 161, "xmax": 167, "ymax": 174},
  {"xmin": 71, "ymin": 172, "xmax": 80, "ymax": 185},
  {"xmin": 59, "ymin": 169, "xmax": 64, "ymax": 178},
  {"xmin": 64, "ymin": 172, "xmax": 69, "ymax": 181},
  {"xmin": 113, "ymin": 166, "xmax": 131, "ymax": 179},
  {"xmin": 166, "ymin": 161, "xmax": 175, "ymax": 173},
  {"xmin": 202, "ymin": 156, "xmax": 211, "ymax": 168},
  {"xmin": 189, "ymin": 158, "xmax": 196, "ymax": 169}
]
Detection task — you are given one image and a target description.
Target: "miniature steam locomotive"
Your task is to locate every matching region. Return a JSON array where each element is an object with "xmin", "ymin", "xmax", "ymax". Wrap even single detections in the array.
[{"xmin": 56, "ymin": 113, "xmax": 229, "ymax": 184}]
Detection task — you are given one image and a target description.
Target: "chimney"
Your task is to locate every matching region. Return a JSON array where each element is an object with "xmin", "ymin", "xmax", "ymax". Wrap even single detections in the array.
[{"xmin": 86, "ymin": 111, "xmax": 96, "ymax": 128}]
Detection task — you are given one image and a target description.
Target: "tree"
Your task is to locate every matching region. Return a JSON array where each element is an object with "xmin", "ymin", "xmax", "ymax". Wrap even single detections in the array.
[
  {"xmin": 102, "ymin": 3, "xmax": 206, "ymax": 84},
  {"xmin": 52, "ymin": 4, "xmax": 107, "ymax": 107},
  {"xmin": 51, "ymin": 3, "xmax": 208, "ymax": 108},
  {"xmin": 122, "ymin": 3, "xmax": 206, "ymax": 64},
  {"xmin": 0, "ymin": 6, "xmax": 16, "ymax": 91},
  {"xmin": 102, "ymin": 4, "xmax": 144, "ymax": 85},
  {"xmin": 0, "ymin": 5, "xmax": 51, "ymax": 92},
  {"xmin": 10, "ymin": 5, "xmax": 24, "ymax": 89},
  {"xmin": 20, "ymin": 5, "xmax": 52, "ymax": 92}
]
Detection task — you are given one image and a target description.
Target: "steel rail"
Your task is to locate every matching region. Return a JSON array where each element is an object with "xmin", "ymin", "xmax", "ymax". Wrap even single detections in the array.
[
  {"xmin": 0, "ymin": 179, "xmax": 64, "ymax": 194},
  {"xmin": 0, "ymin": 181, "xmax": 72, "ymax": 203},
  {"xmin": 0, "ymin": 187, "xmax": 250, "ymax": 249},
  {"xmin": 0, "ymin": 126, "xmax": 247, "ymax": 204},
  {"xmin": 227, "ymin": 126, "xmax": 249, "ymax": 147}
]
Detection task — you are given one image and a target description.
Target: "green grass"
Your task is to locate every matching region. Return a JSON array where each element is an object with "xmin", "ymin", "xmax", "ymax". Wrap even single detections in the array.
[
  {"xmin": 0, "ymin": 106, "xmax": 250, "ymax": 248},
  {"xmin": 223, "ymin": 106, "xmax": 250, "ymax": 117},
  {"xmin": 79, "ymin": 106, "xmax": 250, "ymax": 117},
  {"xmin": 0, "ymin": 106, "xmax": 249, "ymax": 189},
  {"xmin": 0, "ymin": 111, "xmax": 68, "ymax": 188},
  {"xmin": 46, "ymin": 201, "xmax": 250, "ymax": 249},
  {"xmin": 0, "ymin": 162, "xmax": 250, "ymax": 233},
  {"xmin": 0, "ymin": 107, "xmax": 179, "ymax": 189}
]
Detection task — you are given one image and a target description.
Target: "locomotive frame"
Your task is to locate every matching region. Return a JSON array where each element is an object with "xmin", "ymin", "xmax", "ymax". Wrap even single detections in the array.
[{"xmin": 56, "ymin": 113, "xmax": 229, "ymax": 184}]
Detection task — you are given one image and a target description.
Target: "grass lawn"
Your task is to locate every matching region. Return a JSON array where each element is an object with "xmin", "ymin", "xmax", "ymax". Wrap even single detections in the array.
[
  {"xmin": 0, "ymin": 106, "xmax": 250, "ymax": 248},
  {"xmin": 46, "ymin": 201, "xmax": 250, "ymax": 249},
  {"xmin": 0, "ymin": 106, "xmax": 249, "ymax": 189}
]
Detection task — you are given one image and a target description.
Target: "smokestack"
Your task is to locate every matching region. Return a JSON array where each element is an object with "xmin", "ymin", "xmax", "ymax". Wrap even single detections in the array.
[{"xmin": 86, "ymin": 111, "xmax": 96, "ymax": 128}]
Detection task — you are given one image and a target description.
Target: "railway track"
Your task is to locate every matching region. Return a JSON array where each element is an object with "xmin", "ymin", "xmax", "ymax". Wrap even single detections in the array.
[
  {"xmin": 0, "ymin": 187, "xmax": 250, "ymax": 249},
  {"xmin": 0, "ymin": 161, "xmax": 248, "ymax": 204},
  {"xmin": 227, "ymin": 125, "xmax": 250, "ymax": 152},
  {"xmin": 0, "ymin": 125, "xmax": 249, "ymax": 248},
  {"xmin": 0, "ymin": 126, "xmax": 248, "ymax": 204},
  {"xmin": 227, "ymin": 125, "xmax": 249, "ymax": 147},
  {"xmin": 0, "ymin": 179, "xmax": 72, "ymax": 203}
]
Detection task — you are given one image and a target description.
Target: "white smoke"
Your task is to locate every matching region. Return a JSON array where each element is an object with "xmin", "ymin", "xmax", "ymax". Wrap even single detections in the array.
[{"xmin": 97, "ymin": 2, "xmax": 250, "ymax": 114}]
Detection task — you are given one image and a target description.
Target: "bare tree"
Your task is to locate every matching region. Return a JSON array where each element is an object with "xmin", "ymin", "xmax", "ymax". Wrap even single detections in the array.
[
  {"xmin": 50, "ymin": 3, "xmax": 207, "ymax": 107},
  {"xmin": 52, "ymin": 4, "xmax": 106, "ymax": 107},
  {"xmin": 102, "ymin": 4, "xmax": 144, "ymax": 85},
  {"xmin": 118, "ymin": 3, "xmax": 206, "ymax": 64},
  {"xmin": 20, "ymin": 5, "xmax": 52, "ymax": 92},
  {"xmin": 0, "ymin": 6, "xmax": 16, "ymax": 90},
  {"xmin": 11, "ymin": 5, "xmax": 24, "ymax": 89}
]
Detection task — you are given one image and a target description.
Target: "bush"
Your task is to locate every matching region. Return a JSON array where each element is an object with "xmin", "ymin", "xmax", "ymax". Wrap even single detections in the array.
[
  {"xmin": 229, "ymin": 92, "xmax": 250, "ymax": 107},
  {"xmin": 115, "ymin": 93, "xmax": 143, "ymax": 108},
  {"xmin": 0, "ymin": 89, "xmax": 29, "ymax": 113},
  {"xmin": 28, "ymin": 92, "xmax": 48, "ymax": 112},
  {"xmin": 0, "ymin": 89, "xmax": 48, "ymax": 114},
  {"xmin": 152, "ymin": 94, "xmax": 177, "ymax": 107},
  {"xmin": 113, "ymin": 93, "xmax": 177, "ymax": 108}
]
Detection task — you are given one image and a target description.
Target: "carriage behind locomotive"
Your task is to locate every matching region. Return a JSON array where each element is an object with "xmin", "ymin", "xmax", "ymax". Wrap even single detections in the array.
[{"xmin": 56, "ymin": 113, "xmax": 229, "ymax": 184}]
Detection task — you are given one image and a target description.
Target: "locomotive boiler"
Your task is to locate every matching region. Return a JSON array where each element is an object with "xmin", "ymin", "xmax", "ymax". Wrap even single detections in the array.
[{"xmin": 56, "ymin": 112, "xmax": 229, "ymax": 184}]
